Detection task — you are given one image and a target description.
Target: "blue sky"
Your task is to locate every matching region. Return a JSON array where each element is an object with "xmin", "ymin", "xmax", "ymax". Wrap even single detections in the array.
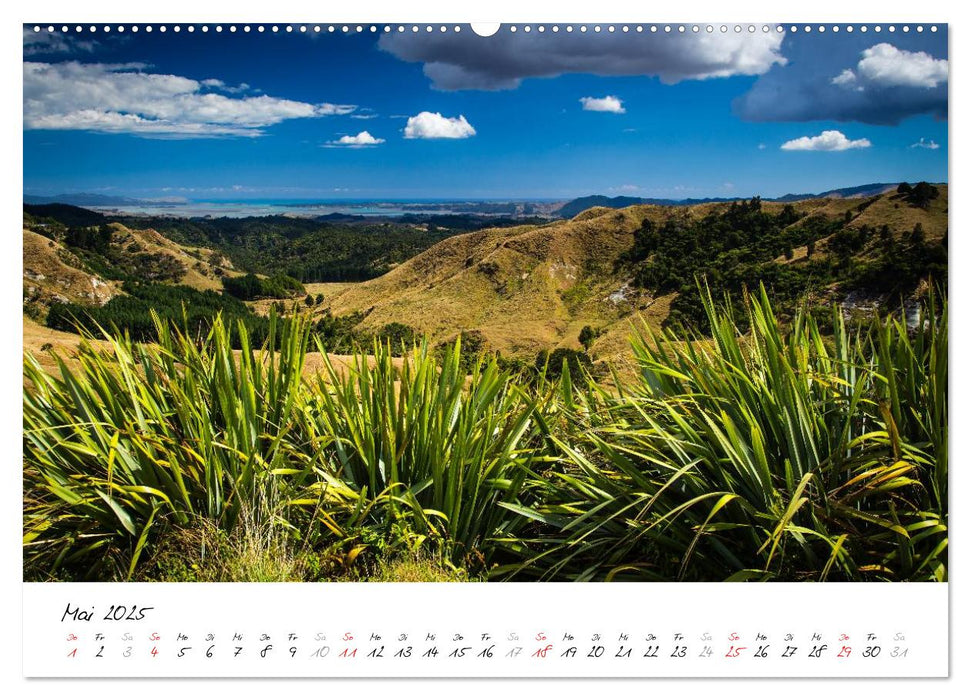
[{"xmin": 23, "ymin": 25, "xmax": 948, "ymax": 200}]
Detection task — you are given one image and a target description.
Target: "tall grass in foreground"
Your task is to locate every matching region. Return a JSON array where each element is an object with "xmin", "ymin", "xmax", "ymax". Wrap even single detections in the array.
[
  {"xmin": 306, "ymin": 337, "xmax": 537, "ymax": 567},
  {"xmin": 23, "ymin": 287, "xmax": 947, "ymax": 582},
  {"xmin": 504, "ymin": 286, "xmax": 947, "ymax": 581},
  {"xmin": 23, "ymin": 312, "xmax": 319, "ymax": 579},
  {"xmin": 23, "ymin": 312, "xmax": 538, "ymax": 580}
]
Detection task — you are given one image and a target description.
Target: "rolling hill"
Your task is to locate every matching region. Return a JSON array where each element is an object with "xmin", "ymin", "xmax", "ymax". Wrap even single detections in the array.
[
  {"xmin": 22, "ymin": 184, "xmax": 948, "ymax": 370},
  {"xmin": 23, "ymin": 228, "xmax": 119, "ymax": 310},
  {"xmin": 321, "ymin": 186, "xmax": 947, "ymax": 362},
  {"xmin": 551, "ymin": 183, "xmax": 906, "ymax": 218},
  {"xmin": 23, "ymin": 218, "xmax": 238, "ymax": 319}
]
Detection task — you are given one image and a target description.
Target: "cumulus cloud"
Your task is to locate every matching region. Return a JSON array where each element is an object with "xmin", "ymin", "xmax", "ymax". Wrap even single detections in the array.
[
  {"xmin": 780, "ymin": 130, "xmax": 871, "ymax": 152},
  {"xmin": 834, "ymin": 43, "xmax": 948, "ymax": 89},
  {"xmin": 737, "ymin": 41, "xmax": 948, "ymax": 125},
  {"xmin": 325, "ymin": 131, "xmax": 385, "ymax": 147},
  {"xmin": 831, "ymin": 69, "xmax": 859, "ymax": 88},
  {"xmin": 580, "ymin": 95, "xmax": 625, "ymax": 113},
  {"xmin": 403, "ymin": 111, "xmax": 476, "ymax": 139},
  {"xmin": 23, "ymin": 61, "xmax": 357, "ymax": 137},
  {"xmin": 379, "ymin": 29, "xmax": 785, "ymax": 90},
  {"xmin": 911, "ymin": 137, "xmax": 940, "ymax": 150}
]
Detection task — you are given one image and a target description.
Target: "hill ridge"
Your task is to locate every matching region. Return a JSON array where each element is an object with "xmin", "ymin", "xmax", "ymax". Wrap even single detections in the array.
[{"xmin": 322, "ymin": 187, "xmax": 947, "ymax": 361}]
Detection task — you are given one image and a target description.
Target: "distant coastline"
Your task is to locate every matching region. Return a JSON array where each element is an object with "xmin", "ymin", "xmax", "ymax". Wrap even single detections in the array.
[
  {"xmin": 25, "ymin": 181, "xmax": 946, "ymax": 220},
  {"xmin": 22, "ymin": 197, "xmax": 565, "ymax": 220}
]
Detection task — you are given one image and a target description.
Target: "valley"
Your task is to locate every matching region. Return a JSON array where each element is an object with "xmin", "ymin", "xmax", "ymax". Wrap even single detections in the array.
[
  {"xmin": 24, "ymin": 184, "xmax": 948, "ymax": 370},
  {"xmin": 22, "ymin": 185, "xmax": 949, "ymax": 584}
]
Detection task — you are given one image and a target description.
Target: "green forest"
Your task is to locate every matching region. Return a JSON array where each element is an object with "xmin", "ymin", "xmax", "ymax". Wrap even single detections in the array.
[
  {"xmin": 624, "ymin": 191, "xmax": 946, "ymax": 330},
  {"xmin": 114, "ymin": 212, "xmax": 544, "ymax": 282}
]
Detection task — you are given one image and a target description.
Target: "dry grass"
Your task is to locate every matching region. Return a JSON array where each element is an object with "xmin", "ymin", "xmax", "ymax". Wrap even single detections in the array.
[
  {"xmin": 853, "ymin": 185, "xmax": 948, "ymax": 241},
  {"xmin": 772, "ymin": 185, "xmax": 949, "ymax": 264},
  {"xmin": 106, "ymin": 223, "xmax": 237, "ymax": 291},
  {"xmin": 363, "ymin": 556, "xmax": 477, "ymax": 582},
  {"xmin": 22, "ymin": 315, "xmax": 398, "ymax": 383},
  {"xmin": 23, "ymin": 230, "xmax": 119, "ymax": 310},
  {"xmin": 24, "ymin": 186, "xmax": 947, "ymax": 377},
  {"xmin": 23, "ymin": 316, "xmax": 109, "ymax": 375},
  {"xmin": 317, "ymin": 208, "xmax": 657, "ymax": 358},
  {"xmin": 297, "ymin": 189, "xmax": 947, "ymax": 362}
]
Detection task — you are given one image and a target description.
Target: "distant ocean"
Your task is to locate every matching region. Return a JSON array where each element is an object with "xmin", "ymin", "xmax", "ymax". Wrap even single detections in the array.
[{"xmin": 83, "ymin": 200, "xmax": 526, "ymax": 219}]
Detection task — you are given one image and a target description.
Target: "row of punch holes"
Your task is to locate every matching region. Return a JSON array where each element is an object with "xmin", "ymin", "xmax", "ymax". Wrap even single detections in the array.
[{"xmin": 30, "ymin": 24, "xmax": 940, "ymax": 36}]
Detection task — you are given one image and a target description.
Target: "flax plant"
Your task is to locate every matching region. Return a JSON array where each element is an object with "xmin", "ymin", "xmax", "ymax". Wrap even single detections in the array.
[{"xmin": 503, "ymin": 285, "xmax": 947, "ymax": 582}]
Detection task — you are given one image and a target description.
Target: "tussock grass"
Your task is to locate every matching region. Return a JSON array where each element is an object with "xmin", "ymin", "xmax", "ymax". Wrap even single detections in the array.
[
  {"xmin": 504, "ymin": 286, "xmax": 947, "ymax": 581},
  {"xmin": 23, "ymin": 288, "xmax": 947, "ymax": 582}
]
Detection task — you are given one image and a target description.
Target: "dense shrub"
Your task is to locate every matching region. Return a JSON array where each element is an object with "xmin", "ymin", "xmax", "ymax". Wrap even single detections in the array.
[
  {"xmin": 222, "ymin": 272, "xmax": 305, "ymax": 300},
  {"xmin": 46, "ymin": 282, "xmax": 269, "ymax": 347}
]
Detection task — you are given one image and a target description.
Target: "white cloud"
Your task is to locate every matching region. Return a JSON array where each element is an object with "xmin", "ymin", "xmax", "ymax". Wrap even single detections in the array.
[
  {"xmin": 380, "ymin": 30, "xmax": 786, "ymax": 90},
  {"xmin": 23, "ymin": 61, "xmax": 357, "ymax": 138},
  {"xmin": 831, "ymin": 69, "xmax": 861, "ymax": 88},
  {"xmin": 580, "ymin": 96, "xmax": 625, "ymax": 114},
  {"xmin": 832, "ymin": 43, "xmax": 948, "ymax": 90},
  {"xmin": 780, "ymin": 130, "xmax": 872, "ymax": 152},
  {"xmin": 325, "ymin": 131, "xmax": 385, "ymax": 147},
  {"xmin": 200, "ymin": 78, "xmax": 253, "ymax": 95},
  {"xmin": 911, "ymin": 137, "xmax": 940, "ymax": 150},
  {"xmin": 403, "ymin": 111, "xmax": 476, "ymax": 139},
  {"xmin": 23, "ymin": 28, "xmax": 98, "ymax": 56},
  {"xmin": 318, "ymin": 104, "xmax": 357, "ymax": 116}
]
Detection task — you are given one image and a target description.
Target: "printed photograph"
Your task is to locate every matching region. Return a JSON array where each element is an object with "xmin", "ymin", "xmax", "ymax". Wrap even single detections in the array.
[{"xmin": 23, "ymin": 23, "xmax": 948, "ymax": 583}]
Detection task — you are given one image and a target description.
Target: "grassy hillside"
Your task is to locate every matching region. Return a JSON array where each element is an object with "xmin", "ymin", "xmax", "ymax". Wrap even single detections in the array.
[
  {"xmin": 318, "ymin": 186, "xmax": 947, "ymax": 361},
  {"xmin": 108, "ymin": 224, "xmax": 236, "ymax": 291},
  {"xmin": 23, "ymin": 185, "xmax": 947, "ymax": 369},
  {"xmin": 23, "ymin": 229, "xmax": 119, "ymax": 314},
  {"xmin": 22, "ymin": 209, "xmax": 257, "ymax": 336},
  {"xmin": 23, "ymin": 219, "xmax": 235, "ymax": 309},
  {"xmin": 322, "ymin": 211, "xmax": 657, "ymax": 358},
  {"xmin": 120, "ymin": 215, "xmax": 486, "ymax": 283}
]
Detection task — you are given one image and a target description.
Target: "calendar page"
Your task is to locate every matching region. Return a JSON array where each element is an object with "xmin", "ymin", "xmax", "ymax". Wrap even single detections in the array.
[{"xmin": 19, "ymin": 5, "xmax": 951, "ymax": 683}]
